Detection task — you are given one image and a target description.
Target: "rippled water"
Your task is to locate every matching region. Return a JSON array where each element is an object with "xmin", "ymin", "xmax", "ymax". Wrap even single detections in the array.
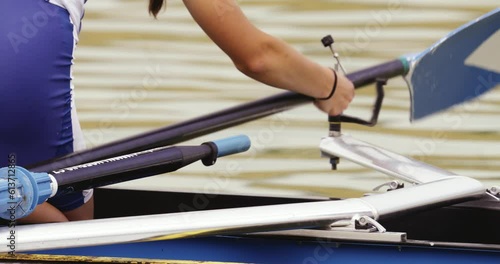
[{"xmin": 75, "ymin": 1, "xmax": 500, "ymax": 198}]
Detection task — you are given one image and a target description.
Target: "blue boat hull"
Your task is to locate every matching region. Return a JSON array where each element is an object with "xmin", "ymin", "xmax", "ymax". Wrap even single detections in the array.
[{"xmin": 33, "ymin": 236, "xmax": 500, "ymax": 264}]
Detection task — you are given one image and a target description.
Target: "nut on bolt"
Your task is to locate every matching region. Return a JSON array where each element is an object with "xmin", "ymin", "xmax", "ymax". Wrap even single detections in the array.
[{"xmin": 489, "ymin": 186, "xmax": 499, "ymax": 196}]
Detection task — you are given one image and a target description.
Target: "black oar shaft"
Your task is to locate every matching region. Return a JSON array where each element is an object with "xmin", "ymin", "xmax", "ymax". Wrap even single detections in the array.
[
  {"xmin": 51, "ymin": 134, "xmax": 250, "ymax": 192},
  {"xmin": 30, "ymin": 92, "xmax": 306, "ymax": 172},
  {"xmin": 349, "ymin": 59, "xmax": 406, "ymax": 87},
  {"xmin": 52, "ymin": 145, "xmax": 213, "ymax": 194},
  {"xmin": 0, "ymin": 135, "xmax": 249, "ymax": 220},
  {"xmin": 30, "ymin": 59, "xmax": 405, "ymax": 172}
]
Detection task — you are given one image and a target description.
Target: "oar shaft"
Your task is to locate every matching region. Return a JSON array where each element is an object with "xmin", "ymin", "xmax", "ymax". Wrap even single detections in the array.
[
  {"xmin": 52, "ymin": 134, "xmax": 251, "ymax": 193},
  {"xmin": 52, "ymin": 145, "xmax": 209, "ymax": 193},
  {"xmin": 30, "ymin": 93, "xmax": 307, "ymax": 172},
  {"xmin": 0, "ymin": 135, "xmax": 250, "ymax": 220},
  {"xmin": 349, "ymin": 59, "xmax": 407, "ymax": 87},
  {"xmin": 30, "ymin": 60, "xmax": 406, "ymax": 172}
]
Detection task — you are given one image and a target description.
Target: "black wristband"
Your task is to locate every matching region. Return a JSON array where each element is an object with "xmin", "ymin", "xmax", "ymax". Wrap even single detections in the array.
[{"xmin": 316, "ymin": 69, "xmax": 338, "ymax": 100}]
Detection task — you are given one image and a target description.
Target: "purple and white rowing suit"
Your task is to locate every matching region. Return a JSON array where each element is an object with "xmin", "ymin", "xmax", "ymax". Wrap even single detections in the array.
[{"xmin": 0, "ymin": 0, "xmax": 91, "ymax": 212}]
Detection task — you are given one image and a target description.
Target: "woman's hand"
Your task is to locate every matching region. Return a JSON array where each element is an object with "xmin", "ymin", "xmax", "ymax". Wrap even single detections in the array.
[{"xmin": 314, "ymin": 69, "xmax": 354, "ymax": 116}]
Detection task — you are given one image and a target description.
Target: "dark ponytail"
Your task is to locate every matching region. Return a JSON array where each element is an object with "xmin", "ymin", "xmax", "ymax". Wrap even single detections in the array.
[{"xmin": 149, "ymin": 0, "xmax": 166, "ymax": 17}]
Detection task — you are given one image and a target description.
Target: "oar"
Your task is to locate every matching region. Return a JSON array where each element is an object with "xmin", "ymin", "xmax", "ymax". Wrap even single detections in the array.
[
  {"xmin": 1, "ymin": 175, "xmax": 485, "ymax": 252},
  {"xmin": 29, "ymin": 9, "xmax": 499, "ymax": 172},
  {"xmin": 408, "ymin": 8, "xmax": 499, "ymax": 120},
  {"xmin": 0, "ymin": 135, "xmax": 250, "ymax": 220}
]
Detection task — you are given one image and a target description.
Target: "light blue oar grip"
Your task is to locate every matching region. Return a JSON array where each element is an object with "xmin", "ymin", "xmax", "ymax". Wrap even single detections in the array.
[{"xmin": 213, "ymin": 135, "xmax": 251, "ymax": 157}]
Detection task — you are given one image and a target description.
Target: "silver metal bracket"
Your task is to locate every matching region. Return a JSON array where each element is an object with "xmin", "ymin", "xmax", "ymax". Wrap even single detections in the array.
[
  {"xmin": 373, "ymin": 180, "xmax": 405, "ymax": 192},
  {"xmin": 353, "ymin": 215, "xmax": 386, "ymax": 233}
]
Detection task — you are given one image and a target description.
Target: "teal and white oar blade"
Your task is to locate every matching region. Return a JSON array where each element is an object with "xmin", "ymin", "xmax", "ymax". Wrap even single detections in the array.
[{"xmin": 408, "ymin": 8, "xmax": 500, "ymax": 121}]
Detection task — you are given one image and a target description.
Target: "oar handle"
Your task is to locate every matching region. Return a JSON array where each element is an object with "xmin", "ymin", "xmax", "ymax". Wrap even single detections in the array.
[
  {"xmin": 200, "ymin": 135, "xmax": 251, "ymax": 166},
  {"xmin": 212, "ymin": 135, "xmax": 251, "ymax": 158}
]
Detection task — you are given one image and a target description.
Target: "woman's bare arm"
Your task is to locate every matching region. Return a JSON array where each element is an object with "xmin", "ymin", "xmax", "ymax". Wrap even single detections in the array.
[{"xmin": 183, "ymin": 0, "xmax": 354, "ymax": 115}]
